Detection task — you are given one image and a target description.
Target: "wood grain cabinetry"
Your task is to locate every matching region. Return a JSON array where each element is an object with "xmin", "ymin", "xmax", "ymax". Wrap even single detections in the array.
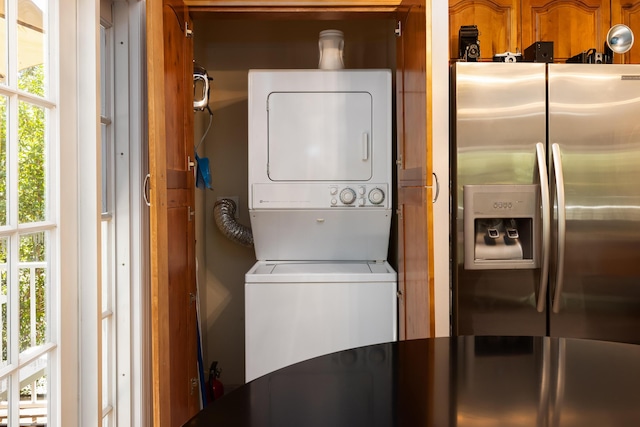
[
  {"xmin": 148, "ymin": 0, "xmax": 200, "ymax": 425},
  {"xmin": 449, "ymin": 0, "xmax": 640, "ymax": 63},
  {"xmin": 396, "ymin": 0, "xmax": 433, "ymax": 340},
  {"xmin": 449, "ymin": 0, "xmax": 519, "ymax": 61},
  {"xmin": 612, "ymin": 0, "xmax": 640, "ymax": 63},
  {"xmin": 148, "ymin": 0, "xmax": 434, "ymax": 424},
  {"xmin": 522, "ymin": 0, "xmax": 609, "ymax": 62}
]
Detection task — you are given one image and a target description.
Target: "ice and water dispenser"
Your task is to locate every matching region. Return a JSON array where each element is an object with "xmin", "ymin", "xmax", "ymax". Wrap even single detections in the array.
[{"xmin": 463, "ymin": 184, "xmax": 540, "ymax": 270}]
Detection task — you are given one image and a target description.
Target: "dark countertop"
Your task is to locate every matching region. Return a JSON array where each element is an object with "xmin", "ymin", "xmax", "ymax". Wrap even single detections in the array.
[{"xmin": 183, "ymin": 336, "xmax": 640, "ymax": 426}]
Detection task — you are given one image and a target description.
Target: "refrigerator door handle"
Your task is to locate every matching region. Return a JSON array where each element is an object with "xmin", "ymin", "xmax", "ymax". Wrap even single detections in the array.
[
  {"xmin": 551, "ymin": 143, "xmax": 567, "ymax": 314},
  {"xmin": 536, "ymin": 143, "xmax": 551, "ymax": 313}
]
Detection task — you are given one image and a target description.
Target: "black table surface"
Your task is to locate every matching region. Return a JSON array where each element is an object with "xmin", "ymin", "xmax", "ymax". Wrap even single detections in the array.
[{"xmin": 183, "ymin": 336, "xmax": 640, "ymax": 426}]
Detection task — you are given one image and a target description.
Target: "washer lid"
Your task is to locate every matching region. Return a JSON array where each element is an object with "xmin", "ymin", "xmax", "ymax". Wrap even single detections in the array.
[{"xmin": 246, "ymin": 261, "xmax": 396, "ymax": 282}]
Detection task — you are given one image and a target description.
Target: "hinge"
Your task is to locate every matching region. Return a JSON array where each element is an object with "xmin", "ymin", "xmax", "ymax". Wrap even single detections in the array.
[
  {"xmin": 396, "ymin": 205, "xmax": 403, "ymax": 219},
  {"xmin": 396, "ymin": 155, "xmax": 403, "ymax": 166},
  {"xmin": 185, "ymin": 22, "xmax": 193, "ymax": 38},
  {"xmin": 188, "ymin": 206, "xmax": 195, "ymax": 221},
  {"xmin": 188, "ymin": 156, "xmax": 195, "ymax": 171},
  {"xmin": 395, "ymin": 21, "xmax": 402, "ymax": 37},
  {"xmin": 190, "ymin": 377, "xmax": 198, "ymax": 395}
]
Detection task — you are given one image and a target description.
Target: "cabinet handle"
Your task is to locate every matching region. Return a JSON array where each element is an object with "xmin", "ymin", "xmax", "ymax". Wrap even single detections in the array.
[{"xmin": 143, "ymin": 174, "xmax": 151, "ymax": 207}]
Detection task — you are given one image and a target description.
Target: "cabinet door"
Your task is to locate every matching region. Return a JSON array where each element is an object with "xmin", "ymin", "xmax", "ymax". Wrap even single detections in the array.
[
  {"xmin": 522, "ymin": 0, "xmax": 610, "ymax": 62},
  {"xmin": 397, "ymin": 0, "xmax": 433, "ymax": 339},
  {"xmin": 147, "ymin": 0, "xmax": 200, "ymax": 425},
  {"xmin": 611, "ymin": 0, "xmax": 640, "ymax": 64},
  {"xmin": 449, "ymin": 0, "xmax": 520, "ymax": 61}
]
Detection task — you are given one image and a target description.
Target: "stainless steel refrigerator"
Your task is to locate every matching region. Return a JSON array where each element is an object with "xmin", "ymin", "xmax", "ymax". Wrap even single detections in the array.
[{"xmin": 451, "ymin": 62, "xmax": 640, "ymax": 344}]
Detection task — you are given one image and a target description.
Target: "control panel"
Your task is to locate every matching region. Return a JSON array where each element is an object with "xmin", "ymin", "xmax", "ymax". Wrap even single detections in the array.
[
  {"xmin": 251, "ymin": 182, "xmax": 390, "ymax": 209},
  {"xmin": 330, "ymin": 185, "xmax": 386, "ymax": 207}
]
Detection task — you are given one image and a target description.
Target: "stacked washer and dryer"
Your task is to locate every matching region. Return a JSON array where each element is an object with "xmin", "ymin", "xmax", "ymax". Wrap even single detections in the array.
[{"xmin": 244, "ymin": 69, "xmax": 397, "ymax": 382}]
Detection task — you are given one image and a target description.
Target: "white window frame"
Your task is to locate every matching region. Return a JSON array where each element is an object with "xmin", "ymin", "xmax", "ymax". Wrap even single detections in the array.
[
  {"xmin": 58, "ymin": 0, "xmax": 103, "ymax": 425},
  {"xmin": 57, "ymin": 0, "xmax": 148, "ymax": 424},
  {"xmin": 0, "ymin": 0, "xmax": 59, "ymax": 425},
  {"xmin": 100, "ymin": 15, "xmax": 117, "ymax": 426}
]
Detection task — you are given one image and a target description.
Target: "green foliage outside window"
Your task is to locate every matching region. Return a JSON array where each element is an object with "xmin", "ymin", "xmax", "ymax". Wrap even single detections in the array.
[{"xmin": 0, "ymin": 64, "xmax": 48, "ymax": 366}]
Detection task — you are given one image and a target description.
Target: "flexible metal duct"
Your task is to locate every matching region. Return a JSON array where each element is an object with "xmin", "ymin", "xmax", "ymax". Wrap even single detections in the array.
[{"xmin": 213, "ymin": 198, "xmax": 253, "ymax": 247}]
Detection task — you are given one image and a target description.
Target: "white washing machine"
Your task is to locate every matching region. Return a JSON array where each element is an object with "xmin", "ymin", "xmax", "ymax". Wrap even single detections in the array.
[
  {"xmin": 245, "ymin": 261, "xmax": 397, "ymax": 382},
  {"xmin": 245, "ymin": 69, "xmax": 397, "ymax": 382}
]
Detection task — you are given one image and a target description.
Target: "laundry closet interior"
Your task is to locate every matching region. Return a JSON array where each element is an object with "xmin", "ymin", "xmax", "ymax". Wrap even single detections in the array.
[{"xmin": 190, "ymin": 8, "xmax": 401, "ymax": 389}]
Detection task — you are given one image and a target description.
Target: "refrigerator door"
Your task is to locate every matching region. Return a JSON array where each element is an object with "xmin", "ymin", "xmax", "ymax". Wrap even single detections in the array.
[
  {"xmin": 452, "ymin": 63, "xmax": 548, "ymax": 336},
  {"xmin": 548, "ymin": 64, "xmax": 640, "ymax": 344}
]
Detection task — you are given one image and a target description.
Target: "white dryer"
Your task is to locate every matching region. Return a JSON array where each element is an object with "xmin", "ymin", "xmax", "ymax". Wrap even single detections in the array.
[{"xmin": 248, "ymin": 69, "xmax": 393, "ymax": 261}]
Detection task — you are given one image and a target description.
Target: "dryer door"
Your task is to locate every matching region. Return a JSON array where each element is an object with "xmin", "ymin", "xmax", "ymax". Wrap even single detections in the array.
[{"xmin": 267, "ymin": 91, "xmax": 373, "ymax": 181}]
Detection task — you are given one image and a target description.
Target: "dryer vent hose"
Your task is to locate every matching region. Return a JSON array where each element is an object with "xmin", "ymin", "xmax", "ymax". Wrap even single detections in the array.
[{"xmin": 213, "ymin": 198, "xmax": 253, "ymax": 247}]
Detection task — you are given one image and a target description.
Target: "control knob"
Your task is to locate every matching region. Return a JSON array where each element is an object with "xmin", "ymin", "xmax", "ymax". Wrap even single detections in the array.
[
  {"xmin": 339, "ymin": 188, "xmax": 357, "ymax": 205},
  {"xmin": 368, "ymin": 188, "xmax": 385, "ymax": 205}
]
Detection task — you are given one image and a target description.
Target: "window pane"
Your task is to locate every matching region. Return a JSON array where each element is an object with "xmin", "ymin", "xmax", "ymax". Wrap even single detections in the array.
[
  {"xmin": 101, "ymin": 220, "xmax": 111, "ymax": 313},
  {"xmin": 18, "ymin": 100, "xmax": 46, "ymax": 224},
  {"xmin": 18, "ymin": 354, "xmax": 48, "ymax": 425},
  {"xmin": 0, "ymin": 376, "xmax": 8, "ymax": 423},
  {"xmin": 101, "ymin": 123, "xmax": 108, "ymax": 214},
  {"xmin": 0, "ymin": 237, "xmax": 6, "ymax": 368},
  {"xmin": 100, "ymin": 26, "xmax": 107, "ymax": 116},
  {"xmin": 0, "ymin": 0, "xmax": 6, "ymax": 85},
  {"xmin": 19, "ymin": 232, "xmax": 47, "ymax": 354},
  {"xmin": 102, "ymin": 317, "xmax": 112, "ymax": 411},
  {"xmin": 18, "ymin": 0, "xmax": 46, "ymax": 97},
  {"xmin": 0, "ymin": 95, "xmax": 6, "ymax": 226}
]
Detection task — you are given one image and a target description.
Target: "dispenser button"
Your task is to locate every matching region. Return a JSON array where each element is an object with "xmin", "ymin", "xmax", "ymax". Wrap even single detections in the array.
[{"xmin": 487, "ymin": 228, "xmax": 500, "ymax": 239}]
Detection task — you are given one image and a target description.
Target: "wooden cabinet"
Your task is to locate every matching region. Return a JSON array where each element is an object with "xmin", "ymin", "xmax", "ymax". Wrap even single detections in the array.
[
  {"xmin": 148, "ymin": 0, "xmax": 435, "ymax": 424},
  {"xmin": 449, "ymin": 0, "xmax": 519, "ymax": 61},
  {"xmin": 449, "ymin": 0, "xmax": 640, "ymax": 63},
  {"xmin": 147, "ymin": 0, "xmax": 200, "ymax": 425},
  {"xmin": 396, "ymin": 1, "xmax": 434, "ymax": 339},
  {"xmin": 612, "ymin": 0, "xmax": 640, "ymax": 63},
  {"xmin": 522, "ymin": 0, "xmax": 609, "ymax": 62}
]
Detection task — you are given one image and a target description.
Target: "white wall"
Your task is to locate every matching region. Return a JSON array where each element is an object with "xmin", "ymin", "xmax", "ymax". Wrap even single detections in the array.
[{"xmin": 432, "ymin": 0, "xmax": 451, "ymax": 337}]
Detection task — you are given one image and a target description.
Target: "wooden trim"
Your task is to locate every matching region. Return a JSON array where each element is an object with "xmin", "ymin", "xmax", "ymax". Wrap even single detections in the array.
[
  {"xmin": 186, "ymin": 0, "xmax": 402, "ymax": 6},
  {"xmin": 425, "ymin": 0, "xmax": 435, "ymax": 338},
  {"xmin": 187, "ymin": 0, "xmax": 402, "ymax": 17},
  {"xmin": 188, "ymin": 8, "xmax": 398, "ymax": 18}
]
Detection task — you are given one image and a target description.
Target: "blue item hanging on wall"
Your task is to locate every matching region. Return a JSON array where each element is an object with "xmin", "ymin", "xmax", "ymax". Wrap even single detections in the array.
[{"xmin": 195, "ymin": 152, "xmax": 212, "ymax": 190}]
